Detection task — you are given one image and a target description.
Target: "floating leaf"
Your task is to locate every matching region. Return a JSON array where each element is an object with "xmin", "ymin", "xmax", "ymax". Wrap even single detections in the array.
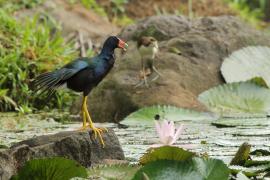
[
  {"xmin": 211, "ymin": 117, "xmax": 270, "ymax": 127},
  {"xmin": 121, "ymin": 105, "xmax": 216, "ymax": 126},
  {"xmin": 88, "ymin": 164, "xmax": 140, "ymax": 180},
  {"xmin": 198, "ymin": 82, "xmax": 270, "ymax": 117},
  {"xmin": 11, "ymin": 157, "xmax": 88, "ymax": 180},
  {"xmin": 139, "ymin": 146, "xmax": 195, "ymax": 165},
  {"xmin": 230, "ymin": 164, "xmax": 270, "ymax": 177},
  {"xmin": 236, "ymin": 172, "xmax": 249, "ymax": 180},
  {"xmin": 221, "ymin": 46, "xmax": 270, "ymax": 87},
  {"xmin": 133, "ymin": 158, "xmax": 229, "ymax": 180}
]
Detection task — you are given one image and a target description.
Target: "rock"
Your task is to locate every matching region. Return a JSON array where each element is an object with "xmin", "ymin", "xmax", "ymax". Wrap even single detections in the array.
[
  {"xmin": 71, "ymin": 15, "xmax": 270, "ymax": 122},
  {"xmin": 0, "ymin": 150, "xmax": 16, "ymax": 180},
  {"xmin": 0, "ymin": 129, "xmax": 124, "ymax": 180}
]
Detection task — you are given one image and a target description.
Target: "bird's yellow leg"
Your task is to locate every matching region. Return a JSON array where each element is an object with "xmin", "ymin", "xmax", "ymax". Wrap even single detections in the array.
[
  {"xmin": 83, "ymin": 96, "xmax": 108, "ymax": 147},
  {"xmin": 78, "ymin": 97, "xmax": 88, "ymax": 130}
]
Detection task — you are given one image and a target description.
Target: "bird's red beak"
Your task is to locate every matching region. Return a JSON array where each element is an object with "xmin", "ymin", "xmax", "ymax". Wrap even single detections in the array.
[{"xmin": 118, "ymin": 39, "xmax": 128, "ymax": 51}]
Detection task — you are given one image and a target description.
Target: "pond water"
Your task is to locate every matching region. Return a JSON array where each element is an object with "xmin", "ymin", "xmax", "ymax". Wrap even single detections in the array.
[{"xmin": 0, "ymin": 112, "xmax": 270, "ymax": 165}]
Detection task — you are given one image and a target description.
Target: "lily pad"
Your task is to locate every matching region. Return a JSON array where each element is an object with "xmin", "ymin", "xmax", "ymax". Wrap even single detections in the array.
[
  {"xmin": 211, "ymin": 117, "xmax": 270, "ymax": 128},
  {"xmin": 121, "ymin": 105, "xmax": 216, "ymax": 126},
  {"xmin": 221, "ymin": 46, "xmax": 270, "ymax": 87},
  {"xmin": 230, "ymin": 164, "xmax": 270, "ymax": 177},
  {"xmin": 88, "ymin": 164, "xmax": 140, "ymax": 180},
  {"xmin": 133, "ymin": 158, "xmax": 230, "ymax": 180},
  {"xmin": 139, "ymin": 146, "xmax": 195, "ymax": 165},
  {"xmin": 198, "ymin": 82, "xmax": 270, "ymax": 117},
  {"xmin": 11, "ymin": 157, "xmax": 88, "ymax": 180}
]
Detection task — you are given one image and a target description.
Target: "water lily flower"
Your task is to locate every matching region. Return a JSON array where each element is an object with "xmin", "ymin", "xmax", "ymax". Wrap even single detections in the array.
[{"xmin": 152, "ymin": 119, "xmax": 194, "ymax": 149}]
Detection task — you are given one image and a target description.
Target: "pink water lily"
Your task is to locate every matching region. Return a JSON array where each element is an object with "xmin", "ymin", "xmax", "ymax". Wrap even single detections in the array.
[{"xmin": 152, "ymin": 120, "xmax": 194, "ymax": 149}]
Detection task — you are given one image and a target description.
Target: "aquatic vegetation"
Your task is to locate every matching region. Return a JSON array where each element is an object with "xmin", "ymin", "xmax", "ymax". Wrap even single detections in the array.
[
  {"xmin": 198, "ymin": 82, "xmax": 270, "ymax": 117},
  {"xmin": 133, "ymin": 158, "xmax": 229, "ymax": 180},
  {"xmin": 221, "ymin": 46, "xmax": 270, "ymax": 87},
  {"xmin": 88, "ymin": 164, "xmax": 140, "ymax": 180},
  {"xmin": 11, "ymin": 157, "xmax": 88, "ymax": 180},
  {"xmin": 121, "ymin": 105, "xmax": 216, "ymax": 126},
  {"xmin": 139, "ymin": 146, "xmax": 195, "ymax": 165}
]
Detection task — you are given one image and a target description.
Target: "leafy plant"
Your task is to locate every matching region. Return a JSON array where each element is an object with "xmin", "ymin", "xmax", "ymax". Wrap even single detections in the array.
[
  {"xmin": 198, "ymin": 82, "xmax": 270, "ymax": 117},
  {"xmin": 133, "ymin": 158, "xmax": 230, "ymax": 180},
  {"xmin": 225, "ymin": 0, "xmax": 268, "ymax": 26},
  {"xmin": 0, "ymin": 89, "xmax": 17, "ymax": 111},
  {"xmin": 0, "ymin": 0, "xmax": 44, "ymax": 13},
  {"xmin": 139, "ymin": 146, "xmax": 195, "ymax": 165},
  {"xmin": 11, "ymin": 157, "xmax": 88, "ymax": 180},
  {"xmin": 121, "ymin": 105, "xmax": 217, "ymax": 126},
  {"xmin": 88, "ymin": 164, "xmax": 140, "ymax": 180},
  {"xmin": 221, "ymin": 46, "xmax": 270, "ymax": 87},
  {"xmin": 0, "ymin": 10, "xmax": 77, "ymax": 112}
]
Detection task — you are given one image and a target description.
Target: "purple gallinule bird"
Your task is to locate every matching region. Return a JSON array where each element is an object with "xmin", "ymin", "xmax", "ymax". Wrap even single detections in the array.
[{"xmin": 34, "ymin": 36, "xmax": 128, "ymax": 147}]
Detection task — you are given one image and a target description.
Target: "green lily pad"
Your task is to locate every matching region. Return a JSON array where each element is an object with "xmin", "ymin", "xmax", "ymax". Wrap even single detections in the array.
[
  {"xmin": 121, "ymin": 105, "xmax": 216, "ymax": 126},
  {"xmin": 221, "ymin": 46, "xmax": 270, "ymax": 87},
  {"xmin": 133, "ymin": 158, "xmax": 230, "ymax": 180},
  {"xmin": 88, "ymin": 164, "xmax": 140, "ymax": 180},
  {"xmin": 11, "ymin": 157, "xmax": 88, "ymax": 180},
  {"xmin": 139, "ymin": 146, "xmax": 195, "ymax": 165},
  {"xmin": 198, "ymin": 82, "xmax": 270, "ymax": 117}
]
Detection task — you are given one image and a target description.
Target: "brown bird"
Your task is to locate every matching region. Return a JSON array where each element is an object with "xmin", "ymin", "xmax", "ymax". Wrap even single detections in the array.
[{"xmin": 137, "ymin": 36, "xmax": 161, "ymax": 87}]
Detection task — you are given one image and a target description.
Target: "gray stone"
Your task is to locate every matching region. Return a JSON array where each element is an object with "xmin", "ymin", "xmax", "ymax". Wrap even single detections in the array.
[{"xmin": 0, "ymin": 129, "xmax": 124, "ymax": 180}]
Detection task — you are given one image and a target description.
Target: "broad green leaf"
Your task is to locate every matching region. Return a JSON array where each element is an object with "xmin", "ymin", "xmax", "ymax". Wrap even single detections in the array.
[
  {"xmin": 133, "ymin": 158, "xmax": 229, "ymax": 180},
  {"xmin": 221, "ymin": 46, "xmax": 270, "ymax": 87},
  {"xmin": 139, "ymin": 146, "xmax": 195, "ymax": 165},
  {"xmin": 88, "ymin": 164, "xmax": 140, "ymax": 180},
  {"xmin": 192, "ymin": 157, "xmax": 230, "ymax": 180},
  {"xmin": 11, "ymin": 157, "xmax": 88, "ymax": 180},
  {"xmin": 198, "ymin": 82, "xmax": 270, "ymax": 117},
  {"xmin": 121, "ymin": 105, "xmax": 217, "ymax": 126}
]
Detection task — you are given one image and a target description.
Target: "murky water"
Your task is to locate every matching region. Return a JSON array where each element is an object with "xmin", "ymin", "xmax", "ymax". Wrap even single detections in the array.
[{"xmin": 0, "ymin": 113, "xmax": 269, "ymax": 164}]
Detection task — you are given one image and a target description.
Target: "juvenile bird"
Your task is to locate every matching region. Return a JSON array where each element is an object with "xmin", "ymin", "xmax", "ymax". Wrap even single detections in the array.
[
  {"xmin": 137, "ymin": 36, "xmax": 161, "ymax": 87},
  {"xmin": 33, "ymin": 36, "xmax": 128, "ymax": 147}
]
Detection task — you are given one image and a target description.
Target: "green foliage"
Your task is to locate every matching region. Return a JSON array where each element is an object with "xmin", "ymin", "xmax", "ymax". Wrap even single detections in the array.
[
  {"xmin": 133, "ymin": 158, "xmax": 230, "ymax": 180},
  {"xmin": 139, "ymin": 146, "xmax": 195, "ymax": 165},
  {"xmin": 68, "ymin": 0, "xmax": 107, "ymax": 17},
  {"xmin": 121, "ymin": 105, "xmax": 216, "ymax": 126},
  {"xmin": 88, "ymin": 164, "xmax": 140, "ymax": 180},
  {"xmin": 0, "ymin": 10, "xmax": 77, "ymax": 112},
  {"xmin": 198, "ymin": 82, "xmax": 270, "ymax": 117},
  {"xmin": 229, "ymin": 144, "xmax": 270, "ymax": 177},
  {"xmin": 0, "ymin": 0, "xmax": 44, "ymax": 13},
  {"xmin": 11, "ymin": 157, "xmax": 88, "ymax": 180},
  {"xmin": 225, "ymin": 0, "xmax": 268, "ymax": 25},
  {"xmin": 221, "ymin": 46, "xmax": 270, "ymax": 87}
]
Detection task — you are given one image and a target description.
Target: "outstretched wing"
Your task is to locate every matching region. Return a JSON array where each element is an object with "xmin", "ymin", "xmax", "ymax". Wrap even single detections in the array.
[{"xmin": 33, "ymin": 58, "xmax": 91, "ymax": 95}]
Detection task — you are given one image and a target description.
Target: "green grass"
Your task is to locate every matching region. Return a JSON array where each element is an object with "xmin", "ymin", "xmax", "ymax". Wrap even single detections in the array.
[{"xmin": 0, "ymin": 10, "xmax": 78, "ymax": 112}]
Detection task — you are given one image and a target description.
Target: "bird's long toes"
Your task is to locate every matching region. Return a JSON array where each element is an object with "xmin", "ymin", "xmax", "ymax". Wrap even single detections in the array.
[{"xmin": 92, "ymin": 128, "xmax": 106, "ymax": 147}]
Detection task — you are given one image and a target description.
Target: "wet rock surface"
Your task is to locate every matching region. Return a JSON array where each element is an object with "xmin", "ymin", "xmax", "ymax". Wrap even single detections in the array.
[
  {"xmin": 72, "ymin": 15, "xmax": 270, "ymax": 122},
  {"xmin": 0, "ymin": 129, "xmax": 124, "ymax": 180}
]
